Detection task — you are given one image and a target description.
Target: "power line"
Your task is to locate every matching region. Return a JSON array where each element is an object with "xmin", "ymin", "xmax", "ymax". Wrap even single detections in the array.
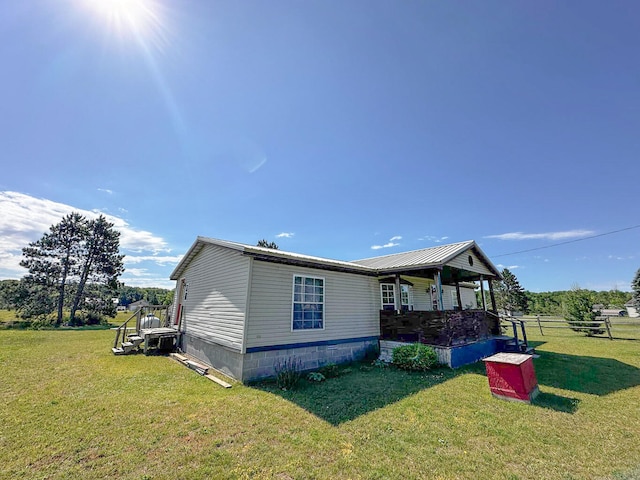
[{"xmin": 492, "ymin": 224, "xmax": 640, "ymax": 258}]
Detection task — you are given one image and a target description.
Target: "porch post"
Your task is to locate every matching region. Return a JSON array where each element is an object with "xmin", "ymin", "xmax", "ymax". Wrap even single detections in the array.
[
  {"xmin": 395, "ymin": 274, "xmax": 402, "ymax": 313},
  {"xmin": 455, "ymin": 281, "xmax": 462, "ymax": 311},
  {"xmin": 488, "ymin": 279, "xmax": 497, "ymax": 313},
  {"xmin": 437, "ymin": 270, "xmax": 444, "ymax": 311},
  {"xmin": 479, "ymin": 275, "xmax": 487, "ymax": 311}
]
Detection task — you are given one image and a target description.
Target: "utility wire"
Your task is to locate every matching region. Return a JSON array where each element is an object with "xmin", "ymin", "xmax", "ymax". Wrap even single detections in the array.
[{"xmin": 492, "ymin": 224, "xmax": 640, "ymax": 258}]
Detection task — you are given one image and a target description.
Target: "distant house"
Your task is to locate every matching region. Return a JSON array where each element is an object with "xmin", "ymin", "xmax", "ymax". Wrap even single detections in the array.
[
  {"xmin": 168, "ymin": 236, "xmax": 504, "ymax": 382},
  {"xmin": 600, "ymin": 309, "xmax": 627, "ymax": 317},
  {"xmin": 128, "ymin": 299, "xmax": 151, "ymax": 312},
  {"xmin": 625, "ymin": 300, "xmax": 639, "ymax": 318}
]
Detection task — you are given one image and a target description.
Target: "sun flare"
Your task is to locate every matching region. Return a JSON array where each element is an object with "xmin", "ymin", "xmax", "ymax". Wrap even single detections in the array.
[{"xmin": 81, "ymin": 0, "xmax": 166, "ymax": 44}]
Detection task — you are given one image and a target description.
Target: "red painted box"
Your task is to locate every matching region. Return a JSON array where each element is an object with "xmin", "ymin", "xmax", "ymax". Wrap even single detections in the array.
[{"xmin": 483, "ymin": 352, "xmax": 539, "ymax": 403}]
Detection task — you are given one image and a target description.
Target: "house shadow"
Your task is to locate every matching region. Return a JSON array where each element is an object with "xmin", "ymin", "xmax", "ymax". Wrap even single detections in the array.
[
  {"xmin": 252, "ymin": 364, "xmax": 458, "ymax": 426},
  {"xmin": 253, "ymin": 349, "xmax": 640, "ymax": 424},
  {"xmin": 532, "ymin": 351, "xmax": 640, "ymax": 396}
]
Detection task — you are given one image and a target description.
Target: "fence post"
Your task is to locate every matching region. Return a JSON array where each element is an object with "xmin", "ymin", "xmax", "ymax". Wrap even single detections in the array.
[
  {"xmin": 537, "ymin": 315, "xmax": 544, "ymax": 336},
  {"xmin": 604, "ymin": 317, "xmax": 613, "ymax": 340}
]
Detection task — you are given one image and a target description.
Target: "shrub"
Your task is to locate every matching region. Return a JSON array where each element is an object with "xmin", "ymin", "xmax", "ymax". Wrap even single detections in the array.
[
  {"xmin": 307, "ymin": 372, "xmax": 325, "ymax": 382},
  {"xmin": 274, "ymin": 357, "xmax": 302, "ymax": 390},
  {"xmin": 563, "ymin": 287, "xmax": 605, "ymax": 336},
  {"xmin": 392, "ymin": 343, "xmax": 440, "ymax": 371},
  {"xmin": 318, "ymin": 363, "xmax": 340, "ymax": 378}
]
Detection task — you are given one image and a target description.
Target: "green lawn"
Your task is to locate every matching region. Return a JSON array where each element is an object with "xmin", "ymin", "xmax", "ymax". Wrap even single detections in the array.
[{"xmin": 1, "ymin": 327, "xmax": 639, "ymax": 479}]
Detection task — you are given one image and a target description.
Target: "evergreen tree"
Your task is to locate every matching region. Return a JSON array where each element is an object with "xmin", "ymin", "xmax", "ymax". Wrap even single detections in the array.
[
  {"xmin": 494, "ymin": 268, "xmax": 528, "ymax": 315},
  {"xmin": 257, "ymin": 239, "xmax": 279, "ymax": 249},
  {"xmin": 19, "ymin": 212, "xmax": 124, "ymax": 326},
  {"xmin": 632, "ymin": 268, "xmax": 640, "ymax": 308},
  {"xmin": 563, "ymin": 285, "xmax": 603, "ymax": 336},
  {"xmin": 69, "ymin": 215, "xmax": 124, "ymax": 323},
  {"xmin": 20, "ymin": 213, "xmax": 87, "ymax": 326}
]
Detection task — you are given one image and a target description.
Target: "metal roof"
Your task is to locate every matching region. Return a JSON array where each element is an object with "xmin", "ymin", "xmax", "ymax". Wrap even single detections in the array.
[
  {"xmin": 170, "ymin": 237, "xmax": 501, "ymax": 281},
  {"xmin": 352, "ymin": 240, "xmax": 476, "ymax": 269},
  {"xmin": 170, "ymin": 236, "xmax": 375, "ymax": 280}
]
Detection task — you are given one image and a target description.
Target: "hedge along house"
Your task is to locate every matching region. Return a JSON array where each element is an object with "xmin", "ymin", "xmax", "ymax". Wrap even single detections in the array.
[{"xmin": 169, "ymin": 237, "xmax": 504, "ymax": 382}]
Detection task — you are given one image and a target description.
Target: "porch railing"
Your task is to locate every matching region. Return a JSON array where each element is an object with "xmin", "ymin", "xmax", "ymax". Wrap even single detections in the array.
[{"xmin": 379, "ymin": 309, "xmax": 500, "ymax": 347}]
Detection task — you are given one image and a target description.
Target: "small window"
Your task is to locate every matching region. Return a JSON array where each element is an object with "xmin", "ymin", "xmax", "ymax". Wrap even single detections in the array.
[
  {"xmin": 381, "ymin": 284, "xmax": 412, "ymax": 311},
  {"xmin": 451, "ymin": 290, "xmax": 459, "ymax": 309},
  {"xmin": 381, "ymin": 284, "xmax": 395, "ymax": 310},
  {"xmin": 292, "ymin": 275, "xmax": 324, "ymax": 330}
]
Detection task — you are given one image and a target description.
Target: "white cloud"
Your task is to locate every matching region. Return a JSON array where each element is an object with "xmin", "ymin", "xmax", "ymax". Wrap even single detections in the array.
[
  {"xmin": 485, "ymin": 230, "xmax": 595, "ymax": 241},
  {"xmin": 420, "ymin": 235, "xmax": 449, "ymax": 243},
  {"xmin": 371, "ymin": 236, "xmax": 402, "ymax": 250},
  {"xmin": 124, "ymin": 254, "xmax": 183, "ymax": 266},
  {"xmin": 497, "ymin": 264, "xmax": 521, "ymax": 270},
  {"xmin": 0, "ymin": 191, "xmax": 171, "ymax": 277},
  {"xmin": 276, "ymin": 232, "xmax": 294, "ymax": 238},
  {"xmin": 98, "ymin": 188, "xmax": 114, "ymax": 194}
]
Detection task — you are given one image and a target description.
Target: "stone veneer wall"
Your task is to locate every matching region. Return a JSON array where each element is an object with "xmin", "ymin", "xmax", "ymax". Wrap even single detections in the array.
[{"xmin": 242, "ymin": 338, "xmax": 379, "ymax": 383}]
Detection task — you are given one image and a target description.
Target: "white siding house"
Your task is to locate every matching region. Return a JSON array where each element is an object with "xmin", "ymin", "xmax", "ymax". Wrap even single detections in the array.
[{"xmin": 169, "ymin": 237, "xmax": 500, "ymax": 382}]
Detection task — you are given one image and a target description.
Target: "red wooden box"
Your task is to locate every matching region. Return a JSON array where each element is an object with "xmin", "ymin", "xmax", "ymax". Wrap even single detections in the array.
[{"xmin": 483, "ymin": 352, "xmax": 539, "ymax": 403}]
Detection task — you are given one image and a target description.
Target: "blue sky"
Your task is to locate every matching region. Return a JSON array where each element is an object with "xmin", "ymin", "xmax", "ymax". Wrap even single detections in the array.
[{"xmin": 1, "ymin": 0, "xmax": 638, "ymax": 292}]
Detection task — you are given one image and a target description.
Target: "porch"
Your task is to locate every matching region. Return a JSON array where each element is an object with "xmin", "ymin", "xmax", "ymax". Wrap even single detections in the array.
[
  {"xmin": 379, "ymin": 309, "xmax": 501, "ymax": 346},
  {"xmin": 378, "ymin": 309, "xmax": 531, "ymax": 367}
]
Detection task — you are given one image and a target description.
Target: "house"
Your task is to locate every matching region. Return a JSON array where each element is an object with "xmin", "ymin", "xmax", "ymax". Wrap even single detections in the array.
[
  {"xmin": 169, "ymin": 237, "xmax": 504, "ymax": 383},
  {"xmin": 128, "ymin": 299, "xmax": 151, "ymax": 312},
  {"xmin": 625, "ymin": 300, "xmax": 638, "ymax": 318}
]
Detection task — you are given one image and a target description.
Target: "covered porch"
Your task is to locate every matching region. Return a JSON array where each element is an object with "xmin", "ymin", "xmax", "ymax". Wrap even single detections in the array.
[{"xmin": 352, "ymin": 240, "xmax": 508, "ymax": 363}]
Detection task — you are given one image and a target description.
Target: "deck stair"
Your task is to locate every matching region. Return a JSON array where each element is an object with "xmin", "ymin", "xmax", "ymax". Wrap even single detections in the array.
[
  {"xmin": 500, "ymin": 315, "xmax": 535, "ymax": 354},
  {"xmin": 112, "ymin": 305, "xmax": 178, "ymax": 355}
]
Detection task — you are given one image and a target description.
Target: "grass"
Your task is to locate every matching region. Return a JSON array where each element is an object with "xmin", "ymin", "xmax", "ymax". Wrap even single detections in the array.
[{"xmin": 1, "ymin": 327, "xmax": 640, "ymax": 479}]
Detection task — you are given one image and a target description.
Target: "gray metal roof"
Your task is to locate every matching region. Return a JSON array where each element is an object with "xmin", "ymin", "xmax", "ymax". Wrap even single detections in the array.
[
  {"xmin": 170, "ymin": 237, "xmax": 501, "ymax": 281},
  {"xmin": 351, "ymin": 240, "xmax": 476, "ymax": 270}
]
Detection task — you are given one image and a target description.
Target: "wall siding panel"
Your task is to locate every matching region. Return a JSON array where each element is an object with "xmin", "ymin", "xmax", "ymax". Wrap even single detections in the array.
[
  {"xmin": 447, "ymin": 250, "xmax": 493, "ymax": 276},
  {"xmin": 246, "ymin": 260, "xmax": 380, "ymax": 349},
  {"xmin": 178, "ymin": 244, "xmax": 249, "ymax": 350}
]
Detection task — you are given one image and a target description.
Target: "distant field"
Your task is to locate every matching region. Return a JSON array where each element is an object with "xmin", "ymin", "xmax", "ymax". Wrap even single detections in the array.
[{"xmin": 1, "ymin": 327, "xmax": 640, "ymax": 479}]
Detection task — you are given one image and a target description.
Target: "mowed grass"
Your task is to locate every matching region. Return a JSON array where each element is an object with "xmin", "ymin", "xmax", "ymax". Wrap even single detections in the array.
[{"xmin": 1, "ymin": 327, "xmax": 640, "ymax": 479}]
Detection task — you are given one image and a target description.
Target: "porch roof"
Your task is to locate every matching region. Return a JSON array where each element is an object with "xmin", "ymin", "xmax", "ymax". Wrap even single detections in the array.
[{"xmin": 351, "ymin": 240, "xmax": 502, "ymax": 280}]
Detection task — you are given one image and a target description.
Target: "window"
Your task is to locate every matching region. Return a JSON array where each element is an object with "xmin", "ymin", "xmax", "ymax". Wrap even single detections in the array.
[
  {"xmin": 292, "ymin": 275, "xmax": 324, "ymax": 330},
  {"xmin": 380, "ymin": 284, "xmax": 413, "ymax": 311},
  {"xmin": 451, "ymin": 290, "xmax": 459, "ymax": 309},
  {"xmin": 381, "ymin": 284, "xmax": 395, "ymax": 310}
]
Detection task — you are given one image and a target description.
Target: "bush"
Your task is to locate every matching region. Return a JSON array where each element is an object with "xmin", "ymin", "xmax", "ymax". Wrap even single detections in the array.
[
  {"xmin": 392, "ymin": 343, "xmax": 440, "ymax": 371},
  {"xmin": 307, "ymin": 372, "xmax": 325, "ymax": 382},
  {"xmin": 563, "ymin": 287, "xmax": 605, "ymax": 336},
  {"xmin": 318, "ymin": 363, "xmax": 340, "ymax": 378},
  {"xmin": 274, "ymin": 357, "xmax": 302, "ymax": 390}
]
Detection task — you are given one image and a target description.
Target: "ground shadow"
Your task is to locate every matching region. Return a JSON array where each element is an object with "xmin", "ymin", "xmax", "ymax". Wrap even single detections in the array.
[
  {"xmin": 533, "ymin": 351, "xmax": 640, "ymax": 396},
  {"xmin": 532, "ymin": 391, "xmax": 580, "ymax": 413},
  {"xmin": 253, "ymin": 364, "xmax": 459, "ymax": 426},
  {"xmin": 253, "ymin": 349, "xmax": 640, "ymax": 424}
]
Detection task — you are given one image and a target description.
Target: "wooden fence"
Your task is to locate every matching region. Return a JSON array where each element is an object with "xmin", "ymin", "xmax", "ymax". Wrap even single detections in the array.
[{"xmin": 501, "ymin": 315, "xmax": 640, "ymax": 340}]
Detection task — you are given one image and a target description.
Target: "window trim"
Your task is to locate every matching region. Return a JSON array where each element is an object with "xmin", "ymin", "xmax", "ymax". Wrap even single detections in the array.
[
  {"xmin": 380, "ymin": 283, "xmax": 413, "ymax": 311},
  {"xmin": 291, "ymin": 274, "xmax": 325, "ymax": 332}
]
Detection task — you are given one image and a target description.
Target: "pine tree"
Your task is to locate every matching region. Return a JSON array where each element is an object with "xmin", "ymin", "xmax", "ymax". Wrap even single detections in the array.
[
  {"xmin": 69, "ymin": 215, "xmax": 124, "ymax": 323},
  {"xmin": 632, "ymin": 268, "xmax": 640, "ymax": 308},
  {"xmin": 20, "ymin": 213, "xmax": 87, "ymax": 326},
  {"xmin": 20, "ymin": 213, "xmax": 124, "ymax": 326},
  {"xmin": 494, "ymin": 268, "xmax": 528, "ymax": 316},
  {"xmin": 257, "ymin": 239, "xmax": 279, "ymax": 249}
]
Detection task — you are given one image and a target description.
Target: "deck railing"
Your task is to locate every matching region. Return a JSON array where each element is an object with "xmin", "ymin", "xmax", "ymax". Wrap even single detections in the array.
[
  {"xmin": 112, "ymin": 305, "xmax": 172, "ymax": 349},
  {"xmin": 379, "ymin": 309, "xmax": 500, "ymax": 346}
]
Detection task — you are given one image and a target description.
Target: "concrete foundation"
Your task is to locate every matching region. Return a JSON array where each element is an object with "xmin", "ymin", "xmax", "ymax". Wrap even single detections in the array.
[{"xmin": 181, "ymin": 334, "xmax": 378, "ymax": 383}]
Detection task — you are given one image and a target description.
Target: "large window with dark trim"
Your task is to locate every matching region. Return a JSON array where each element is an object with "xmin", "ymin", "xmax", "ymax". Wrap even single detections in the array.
[{"xmin": 292, "ymin": 275, "xmax": 324, "ymax": 330}]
